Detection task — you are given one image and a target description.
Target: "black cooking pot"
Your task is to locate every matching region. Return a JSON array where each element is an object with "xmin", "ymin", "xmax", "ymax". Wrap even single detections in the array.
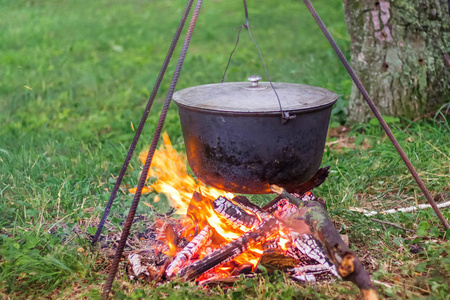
[{"xmin": 173, "ymin": 77, "xmax": 337, "ymax": 194}]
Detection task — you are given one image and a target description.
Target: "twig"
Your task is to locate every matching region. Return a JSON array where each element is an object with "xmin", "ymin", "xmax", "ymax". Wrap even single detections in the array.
[
  {"xmin": 403, "ymin": 111, "xmax": 435, "ymax": 131},
  {"xmin": 373, "ymin": 280, "xmax": 392, "ymax": 288},
  {"xmin": 370, "ymin": 218, "xmax": 416, "ymax": 232},
  {"xmin": 425, "ymin": 140, "xmax": 450, "ymax": 160},
  {"xmin": 270, "ymin": 185, "xmax": 304, "ymax": 208},
  {"xmin": 352, "ymin": 201, "xmax": 450, "ymax": 217}
]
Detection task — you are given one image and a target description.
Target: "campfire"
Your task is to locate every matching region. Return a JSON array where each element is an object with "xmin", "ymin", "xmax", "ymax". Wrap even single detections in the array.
[{"xmin": 127, "ymin": 133, "xmax": 340, "ymax": 286}]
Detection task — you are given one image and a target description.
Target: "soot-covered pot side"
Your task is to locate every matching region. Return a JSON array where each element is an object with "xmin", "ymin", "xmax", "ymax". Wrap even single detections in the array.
[{"xmin": 173, "ymin": 81, "xmax": 337, "ymax": 194}]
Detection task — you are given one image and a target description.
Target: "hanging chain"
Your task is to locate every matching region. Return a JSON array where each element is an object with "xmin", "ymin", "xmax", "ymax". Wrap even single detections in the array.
[{"xmin": 222, "ymin": 0, "xmax": 294, "ymax": 122}]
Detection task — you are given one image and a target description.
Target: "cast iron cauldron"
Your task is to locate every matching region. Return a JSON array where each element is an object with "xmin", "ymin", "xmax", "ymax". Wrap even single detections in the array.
[{"xmin": 173, "ymin": 76, "xmax": 337, "ymax": 194}]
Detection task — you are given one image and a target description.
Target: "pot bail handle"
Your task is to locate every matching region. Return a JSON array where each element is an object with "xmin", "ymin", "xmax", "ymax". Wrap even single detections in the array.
[{"xmin": 221, "ymin": 1, "xmax": 295, "ymax": 124}]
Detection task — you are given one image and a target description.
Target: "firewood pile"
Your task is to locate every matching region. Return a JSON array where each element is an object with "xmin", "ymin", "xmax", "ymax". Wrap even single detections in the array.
[
  {"xmin": 125, "ymin": 188, "xmax": 340, "ymax": 287},
  {"xmin": 117, "ymin": 137, "xmax": 378, "ymax": 299}
]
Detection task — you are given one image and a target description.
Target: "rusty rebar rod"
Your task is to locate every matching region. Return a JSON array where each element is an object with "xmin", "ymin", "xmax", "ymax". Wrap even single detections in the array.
[
  {"xmin": 101, "ymin": 1, "xmax": 204, "ymax": 298},
  {"xmin": 92, "ymin": 0, "xmax": 195, "ymax": 246},
  {"xmin": 302, "ymin": 0, "xmax": 449, "ymax": 230}
]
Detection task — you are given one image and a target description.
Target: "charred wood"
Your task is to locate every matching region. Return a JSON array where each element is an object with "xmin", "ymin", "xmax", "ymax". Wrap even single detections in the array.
[
  {"xmin": 270, "ymin": 185, "xmax": 304, "ymax": 208},
  {"xmin": 256, "ymin": 183, "xmax": 376, "ymax": 295},
  {"xmin": 289, "ymin": 166, "xmax": 330, "ymax": 194},
  {"xmin": 263, "ymin": 191, "xmax": 318, "ymax": 217},
  {"xmin": 260, "ymin": 249, "xmax": 299, "ymax": 272},
  {"xmin": 288, "ymin": 196, "xmax": 376, "ymax": 294},
  {"xmin": 235, "ymin": 264, "xmax": 253, "ymax": 275},
  {"xmin": 263, "ymin": 166, "xmax": 330, "ymax": 212},
  {"xmin": 233, "ymin": 194, "xmax": 312, "ymax": 236},
  {"xmin": 291, "ymin": 272, "xmax": 317, "ymax": 282},
  {"xmin": 264, "ymin": 198, "xmax": 299, "ymax": 220},
  {"xmin": 290, "ymin": 234, "xmax": 339, "ymax": 277},
  {"xmin": 264, "ymin": 166, "xmax": 329, "ymax": 213},
  {"xmin": 177, "ymin": 218, "xmax": 280, "ymax": 281},
  {"xmin": 231, "ymin": 196, "xmax": 278, "ymax": 223},
  {"xmin": 231, "ymin": 195, "xmax": 264, "ymax": 216},
  {"xmin": 261, "ymin": 232, "xmax": 338, "ymax": 278},
  {"xmin": 128, "ymin": 253, "xmax": 150, "ymax": 279},
  {"xmin": 213, "ymin": 196, "xmax": 260, "ymax": 229},
  {"xmin": 289, "ymin": 264, "xmax": 332, "ymax": 275},
  {"xmin": 224, "ymin": 195, "xmax": 333, "ymax": 276},
  {"xmin": 262, "ymin": 238, "xmax": 280, "ymax": 251},
  {"xmin": 165, "ymin": 225, "xmax": 212, "ymax": 278}
]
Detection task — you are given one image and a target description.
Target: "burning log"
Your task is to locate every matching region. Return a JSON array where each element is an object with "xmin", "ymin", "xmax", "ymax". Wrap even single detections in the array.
[
  {"xmin": 177, "ymin": 194, "xmax": 332, "ymax": 282},
  {"xmin": 177, "ymin": 217, "xmax": 280, "ymax": 281},
  {"xmin": 213, "ymin": 196, "xmax": 260, "ymax": 229},
  {"xmin": 260, "ymin": 231, "xmax": 338, "ymax": 279},
  {"xmin": 289, "ymin": 263, "xmax": 337, "ymax": 283},
  {"xmin": 290, "ymin": 166, "xmax": 330, "ymax": 194},
  {"xmin": 264, "ymin": 191, "xmax": 320, "ymax": 217},
  {"xmin": 230, "ymin": 167, "xmax": 329, "ymax": 221},
  {"xmin": 262, "ymin": 238, "xmax": 281, "ymax": 251},
  {"xmin": 291, "ymin": 272, "xmax": 316, "ymax": 282},
  {"xmin": 275, "ymin": 189, "xmax": 377, "ymax": 298},
  {"xmin": 235, "ymin": 187, "xmax": 376, "ymax": 297},
  {"xmin": 233, "ymin": 194, "xmax": 312, "ymax": 236},
  {"xmin": 290, "ymin": 264, "xmax": 332, "ymax": 275},
  {"xmin": 230, "ymin": 195, "xmax": 263, "ymax": 216},
  {"xmin": 289, "ymin": 234, "xmax": 339, "ymax": 277},
  {"xmin": 270, "ymin": 185, "xmax": 304, "ymax": 208},
  {"xmin": 202, "ymin": 184, "xmax": 337, "ymax": 281},
  {"xmin": 264, "ymin": 197, "xmax": 299, "ymax": 220},
  {"xmin": 231, "ymin": 196, "xmax": 278, "ymax": 223},
  {"xmin": 263, "ymin": 166, "xmax": 329, "ymax": 214},
  {"xmin": 211, "ymin": 190, "xmax": 340, "ymax": 283},
  {"xmin": 259, "ymin": 248, "xmax": 299, "ymax": 272},
  {"xmin": 165, "ymin": 225, "xmax": 212, "ymax": 277}
]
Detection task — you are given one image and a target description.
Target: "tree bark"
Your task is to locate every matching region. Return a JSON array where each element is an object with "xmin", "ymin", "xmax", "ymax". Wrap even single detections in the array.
[{"xmin": 343, "ymin": 0, "xmax": 450, "ymax": 123}]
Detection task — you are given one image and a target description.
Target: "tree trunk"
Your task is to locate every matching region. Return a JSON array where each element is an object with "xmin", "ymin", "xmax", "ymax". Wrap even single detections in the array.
[{"xmin": 343, "ymin": 0, "xmax": 450, "ymax": 123}]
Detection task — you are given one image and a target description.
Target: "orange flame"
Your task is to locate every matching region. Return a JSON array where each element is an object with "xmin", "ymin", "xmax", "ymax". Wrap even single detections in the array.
[
  {"xmin": 130, "ymin": 133, "xmax": 293, "ymax": 275},
  {"xmin": 129, "ymin": 133, "xmax": 233, "ymax": 214}
]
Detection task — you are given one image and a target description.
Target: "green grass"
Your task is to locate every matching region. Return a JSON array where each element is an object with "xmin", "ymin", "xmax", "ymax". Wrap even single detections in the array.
[{"xmin": 1, "ymin": 0, "xmax": 449, "ymax": 299}]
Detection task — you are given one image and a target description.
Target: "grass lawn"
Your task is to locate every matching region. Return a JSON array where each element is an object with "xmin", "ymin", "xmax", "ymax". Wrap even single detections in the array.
[{"xmin": 1, "ymin": 0, "xmax": 449, "ymax": 299}]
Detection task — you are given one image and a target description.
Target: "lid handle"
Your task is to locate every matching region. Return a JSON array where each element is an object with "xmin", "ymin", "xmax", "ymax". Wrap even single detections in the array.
[{"xmin": 247, "ymin": 75, "xmax": 262, "ymax": 87}]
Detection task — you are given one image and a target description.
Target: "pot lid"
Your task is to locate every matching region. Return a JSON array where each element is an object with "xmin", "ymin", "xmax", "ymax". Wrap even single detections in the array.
[{"xmin": 173, "ymin": 79, "xmax": 337, "ymax": 114}]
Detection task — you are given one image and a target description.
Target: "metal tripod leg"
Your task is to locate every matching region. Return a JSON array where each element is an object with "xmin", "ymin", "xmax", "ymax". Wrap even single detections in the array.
[
  {"xmin": 92, "ymin": 0, "xmax": 195, "ymax": 246},
  {"xmin": 101, "ymin": 0, "xmax": 204, "ymax": 298},
  {"xmin": 301, "ymin": 0, "xmax": 449, "ymax": 230}
]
